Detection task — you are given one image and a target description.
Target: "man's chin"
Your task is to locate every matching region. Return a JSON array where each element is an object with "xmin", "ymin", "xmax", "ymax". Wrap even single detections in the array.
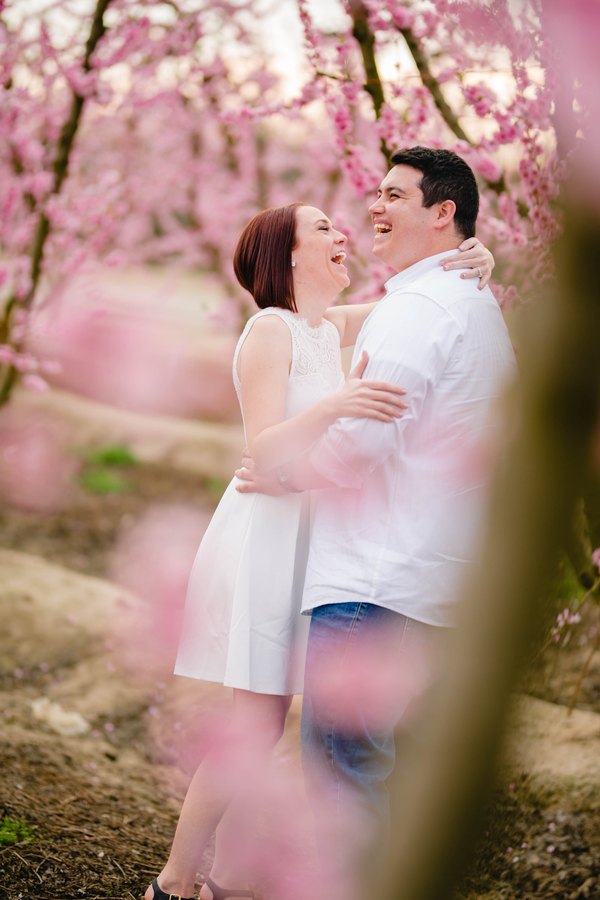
[{"xmin": 371, "ymin": 241, "xmax": 390, "ymax": 262}]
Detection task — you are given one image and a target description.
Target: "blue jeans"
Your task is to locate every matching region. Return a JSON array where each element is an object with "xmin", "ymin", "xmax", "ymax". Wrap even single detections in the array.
[{"xmin": 301, "ymin": 602, "xmax": 432, "ymax": 858}]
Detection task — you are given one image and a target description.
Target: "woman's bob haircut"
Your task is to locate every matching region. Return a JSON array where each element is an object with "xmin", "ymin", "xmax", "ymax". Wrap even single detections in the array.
[{"xmin": 233, "ymin": 203, "xmax": 302, "ymax": 312}]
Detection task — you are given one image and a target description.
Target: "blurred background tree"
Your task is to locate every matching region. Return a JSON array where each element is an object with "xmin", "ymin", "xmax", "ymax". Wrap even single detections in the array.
[{"xmin": 1, "ymin": 0, "xmax": 558, "ymax": 389}]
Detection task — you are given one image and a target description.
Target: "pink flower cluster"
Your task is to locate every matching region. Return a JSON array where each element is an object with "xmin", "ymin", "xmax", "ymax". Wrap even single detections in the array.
[
  {"xmin": 550, "ymin": 606, "xmax": 582, "ymax": 644},
  {"xmin": 463, "ymin": 82, "xmax": 497, "ymax": 119}
]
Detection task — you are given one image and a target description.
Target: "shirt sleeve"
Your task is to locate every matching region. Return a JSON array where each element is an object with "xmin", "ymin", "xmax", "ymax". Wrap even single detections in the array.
[{"xmin": 309, "ymin": 292, "xmax": 461, "ymax": 488}]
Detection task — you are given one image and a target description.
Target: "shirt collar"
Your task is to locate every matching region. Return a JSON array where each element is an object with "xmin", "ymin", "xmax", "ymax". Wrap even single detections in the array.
[{"xmin": 384, "ymin": 251, "xmax": 454, "ymax": 295}]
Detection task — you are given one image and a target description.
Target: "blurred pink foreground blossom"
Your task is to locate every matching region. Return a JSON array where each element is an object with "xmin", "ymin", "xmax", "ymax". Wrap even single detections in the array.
[
  {"xmin": 543, "ymin": 0, "xmax": 600, "ymax": 201},
  {"xmin": 109, "ymin": 504, "xmax": 211, "ymax": 676},
  {"xmin": 28, "ymin": 287, "xmax": 239, "ymax": 421},
  {"xmin": 0, "ymin": 408, "xmax": 76, "ymax": 511}
]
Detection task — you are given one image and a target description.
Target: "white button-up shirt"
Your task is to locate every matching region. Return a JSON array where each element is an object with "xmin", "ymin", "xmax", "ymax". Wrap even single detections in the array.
[{"xmin": 303, "ymin": 251, "xmax": 517, "ymax": 626}]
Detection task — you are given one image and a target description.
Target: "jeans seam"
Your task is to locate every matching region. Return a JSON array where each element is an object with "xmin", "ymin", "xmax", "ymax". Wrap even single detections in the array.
[
  {"xmin": 345, "ymin": 601, "xmax": 365, "ymax": 645},
  {"xmin": 328, "ymin": 603, "xmax": 363, "ymax": 799}
]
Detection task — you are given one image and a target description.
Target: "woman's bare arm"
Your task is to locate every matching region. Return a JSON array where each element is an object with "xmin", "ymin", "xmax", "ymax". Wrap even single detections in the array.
[
  {"xmin": 324, "ymin": 303, "xmax": 377, "ymax": 348},
  {"xmin": 325, "ymin": 238, "xmax": 496, "ymax": 347},
  {"xmin": 238, "ymin": 315, "xmax": 406, "ymax": 473}
]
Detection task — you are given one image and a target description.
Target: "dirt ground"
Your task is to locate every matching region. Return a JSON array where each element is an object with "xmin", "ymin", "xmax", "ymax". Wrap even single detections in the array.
[{"xmin": 1, "ymin": 459, "xmax": 599, "ymax": 900}]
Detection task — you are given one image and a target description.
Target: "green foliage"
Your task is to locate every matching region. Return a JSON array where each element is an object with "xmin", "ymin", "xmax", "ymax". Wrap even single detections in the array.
[
  {"xmin": 82, "ymin": 445, "xmax": 139, "ymax": 466},
  {"xmin": 78, "ymin": 444, "xmax": 138, "ymax": 495},
  {"xmin": 0, "ymin": 816, "xmax": 36, "ymax": 847},
  {"xmin": 206, "ymin": 476, "xmax": 228, "ymax": 503},
  {"xmin": 552, "ymin": 555, "xmax": 588, "ymax": 613},
  {"xmin": 79, "ymin": 468, "xmax": 129, "ymax": 495}
]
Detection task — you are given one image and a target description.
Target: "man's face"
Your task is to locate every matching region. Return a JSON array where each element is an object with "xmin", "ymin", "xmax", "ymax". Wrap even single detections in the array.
[{"xmin": 368, "ymin": 165, "xmax": 439, "ymax": 272}]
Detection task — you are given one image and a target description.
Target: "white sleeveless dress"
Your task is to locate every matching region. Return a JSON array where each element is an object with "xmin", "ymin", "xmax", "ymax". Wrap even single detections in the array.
[{"xmin": 174, "ymin": 307, "xmax": 344, "ymax": 695}]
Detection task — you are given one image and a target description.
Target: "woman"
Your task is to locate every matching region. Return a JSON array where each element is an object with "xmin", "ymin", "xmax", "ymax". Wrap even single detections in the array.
[{"xmin": 146, "ymin": 203, "xmax": 493, "ymax": 900}]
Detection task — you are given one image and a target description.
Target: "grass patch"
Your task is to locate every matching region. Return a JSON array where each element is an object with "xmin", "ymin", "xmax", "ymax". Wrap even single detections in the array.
[
  {"xmin": 82, "ymin": 445, "xmax": 139, "ymax": 467},
  {"xmin": 78, "ymin": 444, "xmax": 138, "ymax": 495},
  {"xmin": 206, "ymin": 476, "xmax": 229, "ymax": 503},
  {"xmin": 79, "ymin": 468, "xmax": 130, "ymax": 495},
  {"xmin": 0, "ymin": 816, "xmax": 36, "ymax": 847}
]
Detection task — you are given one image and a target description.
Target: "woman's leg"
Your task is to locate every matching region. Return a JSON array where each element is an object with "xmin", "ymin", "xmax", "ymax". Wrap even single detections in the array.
[
  {"xmin": 146, "ymin": 689, "xmax": 291, "ymax": 900},
  {"xmin": 145, "ymin": 720, "xmax": 234, "ymax": 899},
  {"xmin": 200, "ymin": 690, "xmax": 293, "ymax": 899}
]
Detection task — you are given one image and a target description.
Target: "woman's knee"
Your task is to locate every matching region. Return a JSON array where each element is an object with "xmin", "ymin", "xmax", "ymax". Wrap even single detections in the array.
[{"xmin": 231, "ymin": 691, "xmax": 289, "ymax": 749}]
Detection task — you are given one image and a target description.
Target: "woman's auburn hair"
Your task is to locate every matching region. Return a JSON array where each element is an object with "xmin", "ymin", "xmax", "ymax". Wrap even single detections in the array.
[{"xmin": 233, "ymin": 203, "xmax": 302, "ymax": 312}]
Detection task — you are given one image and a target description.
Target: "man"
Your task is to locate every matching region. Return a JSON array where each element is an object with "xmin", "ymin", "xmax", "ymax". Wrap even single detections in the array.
[{"xmin": 238, "ymin": 146, "xmax": 516, "ymax": 860}]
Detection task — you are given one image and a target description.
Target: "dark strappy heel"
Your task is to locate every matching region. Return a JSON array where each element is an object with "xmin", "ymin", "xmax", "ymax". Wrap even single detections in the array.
[
  {"xmin": 149, "ymin": 876, "xmax": 196, "ymax": 900},
  {"xmin": 204, "ymin": 876, "xmax": 255, "ymax": 900}
]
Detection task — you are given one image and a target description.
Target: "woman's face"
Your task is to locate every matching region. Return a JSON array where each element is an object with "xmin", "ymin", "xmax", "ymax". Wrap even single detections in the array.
[{"xmin": 292, "ymin": 206, "xmax": 350, "ymax": 295}]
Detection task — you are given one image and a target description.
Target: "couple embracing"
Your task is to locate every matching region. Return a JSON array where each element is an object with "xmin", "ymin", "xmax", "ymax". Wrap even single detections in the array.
[{"xmin": 146, "ymin": 147, "xmax": 516, "ymax": 900}]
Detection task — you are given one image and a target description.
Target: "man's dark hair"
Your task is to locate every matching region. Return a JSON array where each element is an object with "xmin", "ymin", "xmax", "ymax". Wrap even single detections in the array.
[{"xmin": 390, "ymin": 146, "xmax": 479, "ymax": 239}]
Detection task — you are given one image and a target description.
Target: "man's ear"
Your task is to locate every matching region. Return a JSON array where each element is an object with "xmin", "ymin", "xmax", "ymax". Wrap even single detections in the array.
[{"xmin": 433, "ymin": 199, "xmax": 456, "ymax": 230}]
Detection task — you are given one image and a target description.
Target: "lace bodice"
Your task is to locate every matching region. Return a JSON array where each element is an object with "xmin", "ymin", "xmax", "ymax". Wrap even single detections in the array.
[{"xmin": 232, "ymin": 307, "xmax": 344, "ymax": 426}]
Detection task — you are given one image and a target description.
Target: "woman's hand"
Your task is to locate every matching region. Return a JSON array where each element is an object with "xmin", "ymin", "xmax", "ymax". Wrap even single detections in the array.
[
  {"xmin": 329, "ymin": 352, "xmax": 408, "ymax": 423},
  {"xmin": 235, "ymin": 452, "xmax": 286, "ymax": 495},
  {"xmin": 440, "ymin": 237, "xmax": 495, "ymax": 290}
]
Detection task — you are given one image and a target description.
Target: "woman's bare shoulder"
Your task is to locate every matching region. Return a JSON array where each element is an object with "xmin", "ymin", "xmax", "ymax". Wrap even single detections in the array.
[{"xmin": 238, "ymin": 310, "xmax": 293, "ymax": 368}]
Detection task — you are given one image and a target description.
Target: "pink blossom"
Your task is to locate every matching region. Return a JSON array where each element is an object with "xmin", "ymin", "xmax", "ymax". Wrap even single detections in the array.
[
  {"xmin": 63, "ymin": 65, "xmax": 97, "ymax": 98},
  {"xmin": 387, "ymin": 2, "xmax": 414, "ymax": 31},
  {"xmin": 0, "ymin": 344, "xmax": 15, "ymax": 364},
  {"xmin": 22, "ymin": 171, "xmax": 53, "ymax": 202},
  {"xmin": 464, "ymin": 82, "xmax": 497, "ymax": 118},
  {"xmin": 473, "ymin": 155, "xmax": 503, "ymax": 185},
  {"xmin": 21, "ymin": 373, "xmax": 49, "ymax": 392},
  {"xmin": 38, "ymin": 358, "xmax": 62, "ymax": 375},
  {"xmin": 12, "ymin": 352, "xmax": 38, "ymax": 373}
]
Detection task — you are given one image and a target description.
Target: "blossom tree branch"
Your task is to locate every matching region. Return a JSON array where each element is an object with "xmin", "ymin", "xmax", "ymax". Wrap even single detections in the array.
[
  {"xmin": 398, "ymin": 24, "xmax": 471, "ymax": 147},
  {"xmin": 395, "ymin": 22, "xmax": 506, "ymax": 195},
  {"xmin": 30, "ymin": 0, "xmax": 113, "ymax": 293},
  {"xmin": 348, "ymin": 0, "xmax": 390, "ymax": 158},
  {"xmin": 348, "ymin": 1, "xmax": 508, "ymax": 194},
  {"xmin": 0, "ymin": 0, "xmax": 114, "ymax": 406}
]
